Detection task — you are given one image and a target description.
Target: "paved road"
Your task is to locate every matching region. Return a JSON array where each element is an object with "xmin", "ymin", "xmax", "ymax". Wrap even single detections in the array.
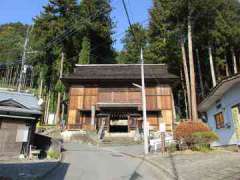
[{"xmin": 44, "ymin": 143, "xmax": 165, "ymax": 180}]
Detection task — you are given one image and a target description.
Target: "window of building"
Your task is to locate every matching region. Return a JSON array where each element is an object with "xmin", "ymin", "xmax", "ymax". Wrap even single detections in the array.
[
  {"xmin": 231, "ymin": 104, "xmax": 240, "ymax": 129},
  {"xmin": 214, "ymin": 112, "xmax": 225, "ymax": 129}
]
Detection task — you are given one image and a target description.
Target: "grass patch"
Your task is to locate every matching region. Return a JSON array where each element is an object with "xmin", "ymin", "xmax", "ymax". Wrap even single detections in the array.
[
  {"xmin": 192, "ymin": 144, "xmax": 213, "ymax": 152},
  {"xmin": 47, "ymin": 150, "xmax": 61, "ymax": 159}
]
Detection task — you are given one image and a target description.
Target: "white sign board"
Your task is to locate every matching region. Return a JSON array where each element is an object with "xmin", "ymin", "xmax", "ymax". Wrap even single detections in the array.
[
  {"xmin": 150, "ymin": 138, "xmax": 161, "ymax": 146},
  {"xmin": 48, "ymin": 113, "xmax": 56, "ymax": 125},
  {"xmin": 16, "ymin": 126, "xmax": 29, "ymax": 142},
  {"xmin": 159, "ymin": 123, "xmax": 166, "ymax": 133}
]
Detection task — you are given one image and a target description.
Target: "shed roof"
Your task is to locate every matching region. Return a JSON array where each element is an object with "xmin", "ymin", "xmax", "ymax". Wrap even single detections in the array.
[
  {"xmin": 62, "ymin": 64, "xmax": 178, "ymax": 83},
  {"xmin": 198, "ymin": 73, "xmax": 240, "ymax": 112},
  {"xmin": 0, "ymin": 90, "xmax": 41, "ymax": 115}
]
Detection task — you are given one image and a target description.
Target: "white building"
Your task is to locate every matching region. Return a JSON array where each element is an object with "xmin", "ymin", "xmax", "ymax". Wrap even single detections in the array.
[{"xmin": 199, "ymin": 74, "xmax": 240, "ymax": 146}]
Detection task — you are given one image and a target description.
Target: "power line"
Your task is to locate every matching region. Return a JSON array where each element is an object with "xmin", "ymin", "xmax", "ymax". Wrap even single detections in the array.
[
  {"xmin": 45, "ymin": 0, "xmax": 118, "ymax": 50},
  {"xmin": 121, "ymin": 0, "xmax": 139, "ymax": 46}
]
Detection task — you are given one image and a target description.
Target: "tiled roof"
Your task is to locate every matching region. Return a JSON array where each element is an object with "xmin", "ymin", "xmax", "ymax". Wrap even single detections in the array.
[
  {"xmin": 62, "ymin": 64, "xmax": 178, "ymax": 82},
  {"xmin": 0, "ymin": 106, "xmax": 41, "ymax": 115},
  {"xmin": 0, "ymin": 90, "xmax": 41, "ymax": 114},
  {"xmin": 198, "ymin": 73, "xmax": 240, "ymax": 112}
]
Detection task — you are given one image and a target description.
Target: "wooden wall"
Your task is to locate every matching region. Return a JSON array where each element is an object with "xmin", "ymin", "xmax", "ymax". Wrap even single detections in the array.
[
  {"xmin": 98, "ymin": 88, "xmax": 141, "ymax": 104},
  {"xmin": 68, "ymin": 86, "xmax": 97, "ymax": 128},
  {"xmin": 0, "ymin": 119, "xmax": 24, "ymax": 156},
  {"xmin": 67, "ymin": 85, "xmax": 174, "ymax": 132}
]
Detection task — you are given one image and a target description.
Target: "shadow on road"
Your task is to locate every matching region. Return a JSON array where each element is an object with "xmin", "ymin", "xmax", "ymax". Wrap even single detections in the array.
[
  {"xmin": 0, "ymin": 161, "xmax": 69, "ymax": 180},
  {"xmin": 43, "ymin": 162, "xmax": 69, "ymax": 180},
  {"xmin": 129, "ymin": 159, "xmax": 144, "ymax": 180},
  {"xmin": 169, "ymin": 153, "xmax": 180, "ymax": 180}
]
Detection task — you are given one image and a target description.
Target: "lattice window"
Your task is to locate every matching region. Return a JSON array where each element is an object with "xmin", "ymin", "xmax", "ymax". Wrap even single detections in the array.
[{"xmin": 214, "ymin": 112, "xmax": 225, "ymax": 129}]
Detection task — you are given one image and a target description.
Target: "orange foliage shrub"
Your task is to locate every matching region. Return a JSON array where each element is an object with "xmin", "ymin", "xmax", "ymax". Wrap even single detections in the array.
[{"xmin": 175, "ymin": 121, "xmax": 210, "ymax": 146}]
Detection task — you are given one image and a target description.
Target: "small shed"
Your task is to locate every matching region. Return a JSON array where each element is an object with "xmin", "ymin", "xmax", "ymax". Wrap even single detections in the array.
[
  {"xmin": 0, "ymin": 90, "xmax": 41, "ymax": 157},
  {"xmin": 199, "ymin": 73, "xmax": 240, "ymax": 146}
]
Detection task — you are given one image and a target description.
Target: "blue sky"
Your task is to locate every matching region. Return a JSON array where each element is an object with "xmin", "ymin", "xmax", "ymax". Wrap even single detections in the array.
[{"xmin": 0, "ymin": 0, "xmax": 152, "ymax": 50}]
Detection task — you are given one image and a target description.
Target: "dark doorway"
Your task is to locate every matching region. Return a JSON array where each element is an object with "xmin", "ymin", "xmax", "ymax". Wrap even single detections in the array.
[
  {"xmin": 109, "ymin": 112, "xmax": 128, "ymax": 133},
  {"xmin": 109, "ymin": 124, "xmax": 128, "ymax": 133}
]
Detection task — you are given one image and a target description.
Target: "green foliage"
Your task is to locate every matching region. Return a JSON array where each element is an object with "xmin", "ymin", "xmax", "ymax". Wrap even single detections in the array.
[
  {"xmin": 192, "ymin": 131, "xmax": 218, "ymax": 153},
  {"xmin": 167, "ymin": 143, "xmax": 177, "ymax": 153},
  {"xmin": 175, "ymin": 121, "xmax": 211, "ymax": 148},
  {"xmin": 28, "ymin": 0, "xmax": 115, "ymax": 102},
  {"xmin": 55, "ymin": 80, "xmax": 65, "ymax": 93},
  {"xmin": 192, "ymin": 131, "xmax": 219, "ymax": 145},
  {"xmin": 78, "ymin": 36, "xmax": 90, "ymax": 64},
  {"xmin": 0, "ymin": 22, "xmax": 28, "ymax": 63},
  {"xmin": 175, "ymin": 121, "xmax": 218, "ymax": 151},
  {"xmin": 47, "ymin": 150, "xmax": 60, "ymax": 159},
  {"xmin": 78, "ymin": 0, "xmax": 115, "ymax": 64},
  {"xmin": 119, "ymin": 23, "xmax": 147, "ymax": 63},
  {"xmin": 192, "ymin": 144, "xmax": 213, "ymax": 152}
]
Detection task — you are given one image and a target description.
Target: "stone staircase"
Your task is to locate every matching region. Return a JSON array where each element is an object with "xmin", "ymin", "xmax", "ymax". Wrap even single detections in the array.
[{"xmin": 100, "ymin": 137, "xmax": 142, "ymax": 147}]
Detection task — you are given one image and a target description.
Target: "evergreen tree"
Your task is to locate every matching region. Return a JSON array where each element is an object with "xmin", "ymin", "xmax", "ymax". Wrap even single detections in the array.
[
  {"xmin": 78, "ymin": 36, "xmax": 90, "ymax": 64},
  {"xmin": 78, "ymin": 0, "xmax": 115, "ymax": 64},
  {"xmin": 147, "ymin": 0, "xmax": 181, "ymax": 72},
  {"xmin": 119, "ymin": 23, "xmax": 147, "ymax": 64},
  {"xmin": 0, "ymin": 23, "xmax": 28, "ymax": 63},
  {"xmin": 33, "ymin": 0, "xmax": 79, "ymax": 89}
]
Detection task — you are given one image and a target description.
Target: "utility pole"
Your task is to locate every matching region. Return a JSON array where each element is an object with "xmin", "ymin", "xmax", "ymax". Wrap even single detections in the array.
[
  {"xmin": 187, "ymin": 15, "xmax": 198, "ymax": 121},
  {"xmin": 18, "ymin": 26, "xmax": 31, "ymax": 92},
  {"xmin": 208, "ymin": 46, "xmax": 216, "ymax": 87},
  {"xmin": 55, "ymin": 52, "xmax": 64, "ymax": 125},
  {"xmin": 180, "ymin": 38, "xmax": 191, "ymax": 119},
  {"xmin": 140, "ymin": 48, "xmax": 149, "ymax": 155}
]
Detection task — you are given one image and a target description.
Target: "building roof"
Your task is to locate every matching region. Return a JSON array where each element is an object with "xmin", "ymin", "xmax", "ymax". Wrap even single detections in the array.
[
  {"xmin": 0, "ymin": 90, "xmax": 41, "ymax": 116},
  {"xmin": 198, "ymin": 73, "xmax": 240, "ymax": 112},
  {"xmin": 62, "ymin": 64, "xmax": 178, "ymax": 84}
]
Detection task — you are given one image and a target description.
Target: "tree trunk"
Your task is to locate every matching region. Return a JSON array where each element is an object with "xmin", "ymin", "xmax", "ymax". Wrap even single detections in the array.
[
  {"xmin": 196, "ymin": 49, "xmax": 204, "ymax": 97},
  {"xmin": 180, "ymin": 69, "xmax": 189, "ymax": 119},
  {"xmin": 187, "ymin": 16, "xmax": 198, "ymax": 121},
  {"xmin": 38, "ymin": 79, "xmax": 43, "ymax": 98},
  {"xmin": 44, "ymin": 92, "xmax": 51, "ymax": 124},
  {"xmin": 180, "ymin": 38, "xmax": 191, "ymax": 119},
  {"xmin": 9, "ymin": 65, "xmax": 13, "ymax": 87},
  {"xmin": 209, "ymin": 46, "xmax": 216, "ymax": 87},
  {"xmin": 61, "ymin": 92, "xmax": 65, "ymax": 128},
  {"xmin": 225, "ymin": 55, "xmax": 230, "ymax": 77},
  {"xmin": 232, "ymin": 49, "xmax": 238, "ymax": 74},
  {"xmin": 55, "ymin": 92, "xmax": 61, "ymax": 125}
]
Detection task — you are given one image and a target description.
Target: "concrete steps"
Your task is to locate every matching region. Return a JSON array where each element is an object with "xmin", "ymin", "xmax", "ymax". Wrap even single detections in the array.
[{"xmin": 101, "ymin": 137, "xmax": 142, "ymax": 146}]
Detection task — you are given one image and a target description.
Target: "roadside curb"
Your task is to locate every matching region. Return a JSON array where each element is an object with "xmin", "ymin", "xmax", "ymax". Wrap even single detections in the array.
[
  {"xmin": 120, "ymin": 152, "xmax": 178, "ymax": 180},
  {"xmin": 100, "ymin": 147, "xmax": 179, "ymax": 180},
  {"xmin": 37, "ymin": 152, "xmax": 64, "ymax": 180}
]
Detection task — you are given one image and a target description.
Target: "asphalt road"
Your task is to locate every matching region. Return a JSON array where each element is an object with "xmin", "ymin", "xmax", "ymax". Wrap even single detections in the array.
[{"xmin": 44, "ymin": 143, "xmax": 164, "ymax": 180}]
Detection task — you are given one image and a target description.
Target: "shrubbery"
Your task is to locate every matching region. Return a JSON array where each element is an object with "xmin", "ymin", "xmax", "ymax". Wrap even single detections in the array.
[
  {"xmin": 175, "ymin": 121, "xmax": 218, "ymax": 150},
  {"xmin": 192, "ymin": 131, "xmax": 219, "ymax": 144},
  {"xmin": 47, "ymin": 150, "xmax": 61, "ymax": 159}
]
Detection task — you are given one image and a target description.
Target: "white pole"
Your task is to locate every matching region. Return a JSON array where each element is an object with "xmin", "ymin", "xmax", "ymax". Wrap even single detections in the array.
[
  {"xmin": 18, "ymin": 26, "xmax": 31, "ymax": 92},
  {"xmin": 140, "ymin": 48, "xmax": 149, "ymax": 155},
  {"xmin": 209, "ymin": 47, "xmax": 216, "ymax": 87},
  {"xmin": 232, "ymin": 49, "xmax": 238, "ymax": 74}
]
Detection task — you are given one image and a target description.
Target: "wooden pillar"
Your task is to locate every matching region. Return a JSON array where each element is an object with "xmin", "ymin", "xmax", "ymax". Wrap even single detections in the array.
[
  {"xmin": 91, "ymin": 105, "xmax": 96, "ymax": 129},
  {"xmin": 107, "ymin": 115, "xmax": 110, "ymax": 133}
]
